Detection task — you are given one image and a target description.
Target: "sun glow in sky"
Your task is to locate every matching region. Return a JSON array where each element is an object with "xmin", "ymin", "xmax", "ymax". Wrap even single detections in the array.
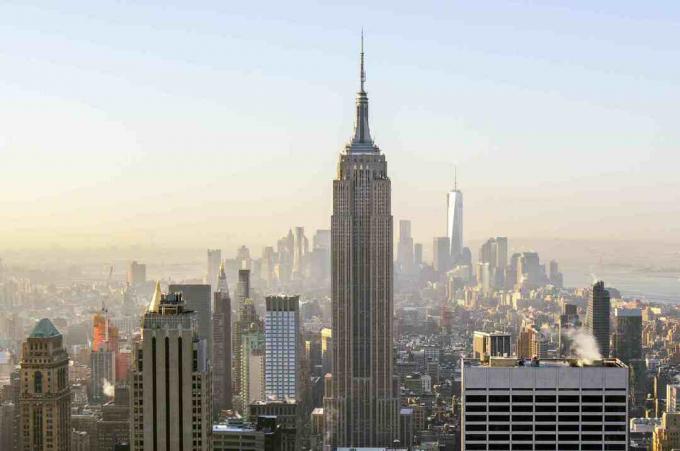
[{"xmin": 1, "ymin": 1, "xmax": 679, "ymax": 252}]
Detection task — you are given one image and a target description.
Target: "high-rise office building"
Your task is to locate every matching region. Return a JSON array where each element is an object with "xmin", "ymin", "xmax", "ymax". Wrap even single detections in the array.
[
  {"xmin": 559, "ymin": 303, "xmax": 581, "ymax": 357},
  {"xmin": 462, "ymin": 357, "xmax": 628, "ymax": 451},
  {"xmin": 127, "ymin": 261, "xmax": 146, "ymax": 286},
  {"xmin": 320, "ymin": 328, "xmax": 332, "ymax": 377},
  {"xmin": 240, "ymin": 327, "xmax": 265, "ymax": 412},
  {"xmin": 548, "ymin": 259, "xmax": 564, "ymax": 288},
  {"xmin": 264, "ymin": 295, "xmax": 301, "ymax": 401},
  {"xmin": 397, "ymin": 220, "xmax": 414, "ymax": 274},
  {"xmin": 292, "ymin": 227, "xmax": 308, "ymax": 279},
  {"xmin": 19, "ymin": 319, "xmax": 71, "ymax": 451},
  {"xmin": 653, "ymin": 412, "xmax": 680, "ymax": 451},
  {"xmin": 476, "ymin": 262, "xmax": 491, "ymax": 296},
  {"xmin": 236, "ymin": 270, "xmax": 250, "ymax": 308},
  {"xmin": 213, "ymin": 263, "xmax": 233, "ymax": 413},
  {"xmin": 90, "ymin": 349, "xmax": 115, "ymax": 403},
  {"xmin": 130, "ymin": 284, "xmax": 212, "ymax": 451},
  {"xmin": 0, "ymin": 401, "xmax": 17, "ymax": 451},
  {"xmin": 169, "ymin": 284, "xmax": 213, "ymax": 358},
  {"xmin": 667, "ymin": 385, "xmax": 680, "ymax": 413},
  {"xmin": 612, "ymin": 307, "xmax": 642, "ymax": 364},
  {"xmin": 586, "ymin": 281, "xmax": 611, "ymax": 358},
  {"xmin": 313, "ymin": 229, "xmax": 331, "ymax": 251},
  {"xmin": 236, "ymin": 245, "xmax": 252, "ymax": 270},
  {"xmin": 325, "ymin": 36, "xmax": 399, "ymax": 448},
  {"xmin": 517, "ymin": 324, "xmax": 548, "ymax": 359},
  {"xmin": 517, "ymin": 252, "xmax": 545, "ymax": 289},
  {"xmin": 260, "ymin": 246, "xmax": 276, "ymax": 287},
  {"xmin": 207, "ymin": 249, "xmax": 222, "ymax": 293},
  {"xmin": 414, "ymin": 243, "xmax": 423, "ymax": 267},
  {"xmin": 447, "ymin": 169, "xmax": 463, "ymax": 264},
  {"xmin": 479, "ymin": 237, "xmax": 508, "ymax": 289},
  {"xmin": 232, "ymin": 269, "xmax": 253, "ymax": 404},
  {"xmin": 472, "ymin": 331, "xmax": 511, "ymax": 361},
  {"xmin": 311, "ymin": 230, "xmax": 331, "ymax": 283},
  {"xmin": 433, "ymin": 237, "xmax": 451, "ymax": 273}
]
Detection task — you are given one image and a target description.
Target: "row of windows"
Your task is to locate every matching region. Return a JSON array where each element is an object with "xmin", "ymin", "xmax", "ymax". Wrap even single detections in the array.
[
  {"xmin": 466, "ymin": 405, "xmax": 625, "ymax": 413},
  {"xmin": 466, "ymin": 395, "xmax": 626, "ymax": 403},
  {"xmin": 465, "ymin": 434, "xmax": 627, "ymax": 442},
  {"xmin": 466, "ymin": 424, "xmax": 626, "ymax": 432},
  {"xmin": 465, "ymin": 415, "xmax": 626, "ymax": 423},
  {"xmin": 465, "ymin": 444, "xmax": 626, "ymax": 451}
]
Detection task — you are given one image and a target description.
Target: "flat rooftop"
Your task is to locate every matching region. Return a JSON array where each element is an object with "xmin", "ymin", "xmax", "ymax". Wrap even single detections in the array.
[{"xmin": 463, "ymin": 357, "xmax": 627, "ymax": 369}]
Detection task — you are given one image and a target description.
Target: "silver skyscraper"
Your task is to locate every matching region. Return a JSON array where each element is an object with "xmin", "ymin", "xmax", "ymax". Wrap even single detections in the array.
[
  {"xmin": 447, "ymin": 169, "xmax": 463, "ymax": 264},
  {"xmin": 325, "ymin": 34, "xmax": 399, "ymax": 448}
]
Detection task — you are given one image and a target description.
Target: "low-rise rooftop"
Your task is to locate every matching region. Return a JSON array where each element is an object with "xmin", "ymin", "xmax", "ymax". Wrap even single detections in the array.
[{"xmin": 463, "ymin": 357, "xmax": 627, "ymax": 368}]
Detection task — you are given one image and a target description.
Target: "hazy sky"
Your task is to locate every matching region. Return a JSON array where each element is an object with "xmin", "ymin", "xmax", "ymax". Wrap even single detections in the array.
[{"xmin": 1, "ymin": 1, "xmax": 679, "ymax": 253}]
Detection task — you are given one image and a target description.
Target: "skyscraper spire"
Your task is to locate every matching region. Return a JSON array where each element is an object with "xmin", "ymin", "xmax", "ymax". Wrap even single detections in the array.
[
  {"xmin": 360, "ymin": 28, "xmax": 366, "ymax": 93},
  {"xmin": 454, "ymin": 165, "xmax": 457, "ymax": 191},
  {"xmin": 349, "ymin": 30, "xmax": 374, "ymax": 151}
]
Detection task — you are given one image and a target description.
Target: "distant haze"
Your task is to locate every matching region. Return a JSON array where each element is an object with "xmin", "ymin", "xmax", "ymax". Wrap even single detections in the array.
[{"xmin": 1, "ymin": 1, "xmax": 679, "ymax": 250}]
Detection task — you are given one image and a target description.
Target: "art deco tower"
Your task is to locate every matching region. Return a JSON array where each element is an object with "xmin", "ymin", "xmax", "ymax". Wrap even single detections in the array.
[
  {"xmin": 19, "ymin": 319, "xmax": 71, "ymax": 451},
  {"xmin": 130, "ymin": 283, "xmax": 212, "ymax": 450},
  {"xmin": 324, "ymin": 35, "xmax": 399, "ymax": 448}
]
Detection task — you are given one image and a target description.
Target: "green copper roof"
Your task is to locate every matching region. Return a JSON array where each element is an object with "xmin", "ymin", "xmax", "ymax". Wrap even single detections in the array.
[{"xmin": 29, "ymin": 318, "xmax": 61, "ymax": 338}]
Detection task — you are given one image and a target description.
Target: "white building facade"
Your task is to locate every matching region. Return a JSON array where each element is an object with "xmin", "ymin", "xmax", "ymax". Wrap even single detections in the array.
[{"xmin": 462, "ymin": 358, "xmax": 628, "ymax": 451}]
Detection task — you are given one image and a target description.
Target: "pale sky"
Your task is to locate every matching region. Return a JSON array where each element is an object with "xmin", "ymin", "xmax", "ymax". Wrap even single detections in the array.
[{"xmin": 1, "ymin": 1, "xmax": 679, "ymax": 253}]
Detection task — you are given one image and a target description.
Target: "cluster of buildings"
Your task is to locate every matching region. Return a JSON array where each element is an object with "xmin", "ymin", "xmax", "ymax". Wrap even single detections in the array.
[{"xmin": 0, "ymin": 40, "xmax": 678, "ymax": 451}]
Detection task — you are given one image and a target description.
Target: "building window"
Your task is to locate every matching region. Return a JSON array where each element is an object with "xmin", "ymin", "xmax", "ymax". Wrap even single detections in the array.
[{"xmin": 34, "ymin": 371, "xmax": 43, "ymax": 393}]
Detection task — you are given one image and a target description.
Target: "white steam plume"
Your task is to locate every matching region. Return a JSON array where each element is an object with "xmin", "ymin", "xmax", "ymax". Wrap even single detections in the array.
[
  {"xmin": 102, "ymin": 378, "xmax": 115, "ymax": 398},
  {"xmin": 566, "ymin": 329, "xmax": 602, "ymax": 364}
]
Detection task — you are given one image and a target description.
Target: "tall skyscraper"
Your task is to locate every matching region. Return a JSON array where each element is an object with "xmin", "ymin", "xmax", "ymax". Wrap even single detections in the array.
[
  {"xmin": 397, "ymin": 220, "xmax": 414, "ymax": 274},
  {"xmin": 549, "ymin": 259, "xmax": 564, "ymax": 288},
  {"xmin": 612, "ymin": 307, "xmax": 642, "ymax": 364},
  {"xmin": 240, "ymin": 325, "xmax": 265, "ymax": 412},
  {"xmin": 207, "ymin": 249, "xmax": 222, "ymax": 292},
  {"xmin": 130, "ymin": 283, "xmax": 212, "ymax": 451},
  {"xmin": 168, "ymin": 284, "xmax": 213, "ymax": 358},
  {"xmin": 325, "ymin": 35, "xmax": 399, "ymax": 448},
  {"xmin": 433, "ymin": 236, "xmax": 451, "ymax": 273},
  {"xmin": 586, "ymin": 280, "xmax": 611, "ymax": 357},
  {"xmin": 414, "ymin": 243, "xmax": 423, "ymax": 267},
  {"xmin": 233, "ymin": 295, "xmax": 262, "ymax": 412},
  {"xmin": 479, "ymin": 237, "xmax": 508, "ymax": 289},
  {"xmin": 292, "ymin": 226, "xmax": 308, "ymax": 279},
  {"xmin": 213, "ymin": 263, "xmax": 233, "ymax": 413},
  {"xmin": 90, "ymin": 349, "xmax": 115, "ymax": 403},
  {"xmin": 236, "ymin": 269, "xmax": 250, "ymax": 308},
  {"xmin": 446, "ymin": 168, "xmax": 463, "ymax": 264},
  {"xmin": 127, "ymin": 261, "xmax": 146, "ymax": 286},
  {"xmin": 264, "ymin": 295, "xmax": 301, "ymax": 401},
  {"xmin": 653, "ymin": 412, "xmax": 680, "ymax": 451},
  {"xmin": 19, "ymin": 319, "xmax": 71, "ymax": 451}
]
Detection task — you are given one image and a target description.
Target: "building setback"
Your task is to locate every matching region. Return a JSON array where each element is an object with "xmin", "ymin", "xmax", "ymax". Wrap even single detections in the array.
[
  {"xmin": 19, "ymin": 319, "xmax": 71, "ymax": 451},
  {"xmin": 130, "ymin": 283, "xmax": 212, "ymax": 451},
  {"xmin": 324, "ymin": 35, "xmax": 399, "ymax": 448}
]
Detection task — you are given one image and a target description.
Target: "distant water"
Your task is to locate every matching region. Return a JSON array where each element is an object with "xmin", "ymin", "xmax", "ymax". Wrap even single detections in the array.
[{"xmin": 563, "ymin": 267, "xmax": 680, "ymax": 304}]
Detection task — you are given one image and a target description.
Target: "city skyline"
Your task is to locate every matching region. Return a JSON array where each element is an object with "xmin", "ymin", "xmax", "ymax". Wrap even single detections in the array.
[
  {"xmin": 2, "ymin": 4, "xmax": 679, "ymax": 451},
  {"xmin": 1, "ymin": 1, "xmax": 679, "ymax": 250}
]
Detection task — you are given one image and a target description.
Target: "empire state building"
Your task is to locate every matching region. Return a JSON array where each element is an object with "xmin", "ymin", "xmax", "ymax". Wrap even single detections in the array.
[{"xmin": 324, "ymin": 36, "xmax": 399, "ymax": 448}]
